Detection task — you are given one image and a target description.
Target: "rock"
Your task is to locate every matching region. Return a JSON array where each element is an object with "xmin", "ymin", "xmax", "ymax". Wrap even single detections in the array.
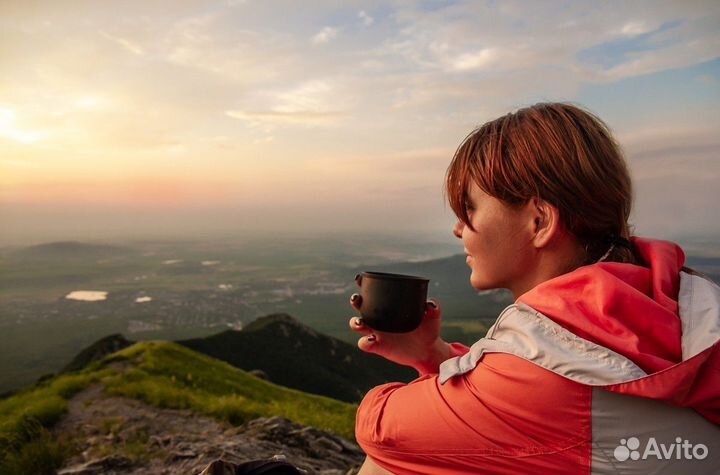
[
  {"xmin": 57, "ymin": 466, "xmax": 102, "ymax": 475},
  {"xmin": 313, "ymin": 437, "xmax": 343, "ymax": 453},
  {"xmin": 234, "ymin": 416, "xmax": 364, "ymax": 473},
  {"xmin": 248, "ymin": 369, "xmax": 269, "ymax": 381},
  {"xmin": 166, "ymin": 449, "xmax": 198, "ymax": 461},
  {"xmin": 198, "ymin": 455, "xmax": 311, "ymax": 475},
  {"xmin": 58, "ymin": 455, "xmax": 133, "ymax": 475},
  {"xmin": 148, "ymin": 434, "xmax": 172, "ymax": 448}
]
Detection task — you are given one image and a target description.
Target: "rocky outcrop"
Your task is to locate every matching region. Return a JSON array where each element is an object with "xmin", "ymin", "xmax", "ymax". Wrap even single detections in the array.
[
  {"xmin": 235, "ymin": 417, "xmax": 364, "ymax": 473},
  {"xmin": 58, "ymin": 455, "xmax": 133, "ymax": 475},
  {"xmin": 54, "ymin": 386, "xmax": 364, "ymax": 475}
]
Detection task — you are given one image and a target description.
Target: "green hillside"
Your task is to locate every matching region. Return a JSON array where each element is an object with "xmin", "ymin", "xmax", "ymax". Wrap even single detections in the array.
[{"xmin": 0, "ymin": 341, "xmax": 357, "ymax": 475}]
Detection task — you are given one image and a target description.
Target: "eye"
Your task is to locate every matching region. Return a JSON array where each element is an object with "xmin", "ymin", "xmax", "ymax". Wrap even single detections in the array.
[{"xmin": 463, "ymin": 200, "xmax": 474, "ymax": 212}]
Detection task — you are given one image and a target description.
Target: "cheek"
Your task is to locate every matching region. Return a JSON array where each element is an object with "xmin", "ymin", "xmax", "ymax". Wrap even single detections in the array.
[
  {"xmin": 462, "ymin": 228, "xmax": 484, "ymax": 254},
  {"xmin": 464, "ymin": 222, "xmax": 499, "ymax": 254},
  {"xmin": 463, "ymin": 216, "xmax": 486, "ymax": 249}
]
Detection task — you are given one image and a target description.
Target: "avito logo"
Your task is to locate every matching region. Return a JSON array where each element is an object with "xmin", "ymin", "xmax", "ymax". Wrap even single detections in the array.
[{"xmin": 614, "ymin": 437, "xmax": 709, "ymax": 461}]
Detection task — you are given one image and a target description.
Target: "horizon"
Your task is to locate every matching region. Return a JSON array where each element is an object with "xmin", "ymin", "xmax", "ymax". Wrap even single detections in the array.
[
  {"xmin": 1, "ymin": 1, "xmax": 719, "ymax": 245},
  {"xmin": 2, "ymin": 231, "xmax": 719, "ymax": 260}
]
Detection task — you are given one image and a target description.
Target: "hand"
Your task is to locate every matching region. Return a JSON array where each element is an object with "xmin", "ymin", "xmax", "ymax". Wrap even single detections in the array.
[{"xmin": 348, "ymin": 294, "xmax": 451, "ymax": 375}]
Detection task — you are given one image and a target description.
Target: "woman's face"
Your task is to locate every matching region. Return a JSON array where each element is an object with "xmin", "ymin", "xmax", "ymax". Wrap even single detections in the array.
[{"xmin": 452, "ymin": 182, "xmax": 535, "ymax": 293}]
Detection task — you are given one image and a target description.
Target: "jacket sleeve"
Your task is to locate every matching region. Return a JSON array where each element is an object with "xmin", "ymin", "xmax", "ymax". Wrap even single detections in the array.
[{"xmin": 355, "ymin": 352, "xmax": 592, "ymax": 475}]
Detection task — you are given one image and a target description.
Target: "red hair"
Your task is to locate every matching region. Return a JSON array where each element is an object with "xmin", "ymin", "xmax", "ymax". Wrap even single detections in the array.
[{"xmin": 445, "ymin": 102, "xmax": 637, "ymax": 264}]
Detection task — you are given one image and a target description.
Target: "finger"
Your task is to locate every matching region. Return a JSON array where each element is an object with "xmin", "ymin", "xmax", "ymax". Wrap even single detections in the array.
[
  {"xmin": 349, "ymin": 293, "xmax": 362, "ymax": 310},
  {"xmin": 356, "ymin": 333, "xmax": 378, "ymax": 353},
  {"xmin": 348, "ymin": 316, "xmax": 372, "ymax": 335},
  {"xmin": 424, "ymin": 299, "xmax": 441, "ymax": 318}
]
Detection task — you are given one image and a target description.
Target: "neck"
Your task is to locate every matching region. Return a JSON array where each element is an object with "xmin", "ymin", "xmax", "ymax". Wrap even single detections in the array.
[{"xmin": 511, "ymin": 237, "xmax": 586, "ymax": 301}]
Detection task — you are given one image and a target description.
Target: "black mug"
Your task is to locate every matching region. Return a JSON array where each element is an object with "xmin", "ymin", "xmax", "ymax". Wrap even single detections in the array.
[{"xmin": 354, "ymin": 271, "xmax": 430, "ymax": 333}]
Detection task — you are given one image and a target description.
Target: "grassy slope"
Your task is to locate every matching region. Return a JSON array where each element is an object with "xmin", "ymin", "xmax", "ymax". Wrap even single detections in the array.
[{"xmin": 0, "ymin": 341, "xmax": 358, "ymax": 475}]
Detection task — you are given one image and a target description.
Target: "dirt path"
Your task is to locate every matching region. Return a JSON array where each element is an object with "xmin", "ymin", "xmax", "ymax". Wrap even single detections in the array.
[{"xmin": 55, "ymin": 385, "xmax": 364, "ymax": 475}]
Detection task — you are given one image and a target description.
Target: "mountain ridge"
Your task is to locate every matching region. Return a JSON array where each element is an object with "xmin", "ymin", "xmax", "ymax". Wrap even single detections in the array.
[
  {"xmin": 179, "ymin": 312, "xmax": 416, "ymax": 403},
  {"xmin": 57, "ymin": 312, "xmax": 415, "ymax": 404},
  {"xmin": 12, "ymin": 241, "xmax": 134, "ymax": 259}
]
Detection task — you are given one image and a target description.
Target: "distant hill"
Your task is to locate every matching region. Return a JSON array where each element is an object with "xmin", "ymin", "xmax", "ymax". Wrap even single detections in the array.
[
  {"xmin": 12, "ymin": 241, "xmax": 134, "ymax": 260},
  {"xmin": 0, "ymin": 341, "xmax": 361, "ymax": 475},
  {"xmin": 62, "ymin": 334, "xmax": 133, "ymax": 373},
  {"xmin": 178, "ymin": 313, "xmax": 416, "ymax": 403},
  {"xmin": 685, "ymin": 255, "xmax": 720, "ymax": 284}
]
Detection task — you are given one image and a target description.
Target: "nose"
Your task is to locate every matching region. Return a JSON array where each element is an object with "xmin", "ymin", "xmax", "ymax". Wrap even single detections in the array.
[{"xmin": 452, "ymin": 220, "xmax": 464, "ymax": 239}]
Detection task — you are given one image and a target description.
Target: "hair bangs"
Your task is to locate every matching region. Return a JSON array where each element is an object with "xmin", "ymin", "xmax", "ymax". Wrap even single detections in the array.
[{"xmin": 445, "ymin": 129, "xmax": 487, "ymax": 231}]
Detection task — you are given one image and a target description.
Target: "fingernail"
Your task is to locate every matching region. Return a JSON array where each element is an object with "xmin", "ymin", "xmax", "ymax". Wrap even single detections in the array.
[
  {"xmin": 367, "ymin": 335, "xmax": 376, "ymax": 342},
  {"xmin": 350, "ymin": 294, "xmax": 359, "ymax": 302},
  {"xmin": 428, "ymin": 300, "xmax": 438, "ymax": 308},
  {"xmin": 353, "ymin": 317, "xmax": 363, "ymax": 326}
]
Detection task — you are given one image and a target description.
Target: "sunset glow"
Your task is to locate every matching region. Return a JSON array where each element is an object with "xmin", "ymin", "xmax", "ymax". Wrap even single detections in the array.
[{"xmin": 1, "ymin": 1, "xmax": 718, "ymax": 244}]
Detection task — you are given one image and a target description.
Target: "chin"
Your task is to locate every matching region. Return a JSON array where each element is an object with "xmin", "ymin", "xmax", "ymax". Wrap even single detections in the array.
[
  {"xmin": 469, "ymin": 274, "xmax": 492, "ymax": 291},
  {"xmin": 469, "ymin": 269, "xmax": 504, "ymax": 291}
]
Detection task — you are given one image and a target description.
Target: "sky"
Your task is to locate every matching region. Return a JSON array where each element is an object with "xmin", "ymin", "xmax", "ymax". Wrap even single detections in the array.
[{"xmin": 0, "ymin": 0, "xmax": 719, "ymax": 246}]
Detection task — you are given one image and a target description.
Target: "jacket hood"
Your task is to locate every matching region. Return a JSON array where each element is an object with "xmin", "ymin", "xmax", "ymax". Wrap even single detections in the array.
[
  {"xmin": 517, "ymin": 237, "xmax": 720, "ymax": 423},
  {"xmin": 518, "ymin": 237, "xmax": 686, "ymax": 374}
]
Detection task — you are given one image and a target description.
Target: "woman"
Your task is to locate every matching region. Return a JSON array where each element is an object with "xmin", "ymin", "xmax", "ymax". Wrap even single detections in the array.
[{"xmin": 348, "ymin": 103, "xmax": 720, "ymax": 475}]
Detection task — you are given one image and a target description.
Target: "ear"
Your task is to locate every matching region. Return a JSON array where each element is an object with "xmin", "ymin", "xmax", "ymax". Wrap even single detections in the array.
[{"xmin": 528, "ymin": 197, "xmax": 561, "ymax": 249}]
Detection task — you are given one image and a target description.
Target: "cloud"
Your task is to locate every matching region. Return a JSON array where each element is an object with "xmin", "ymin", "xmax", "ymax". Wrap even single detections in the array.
[
  {"xmin": 225, "ymin": 80, "xmax": 345, "ymax": 126},
  {"xmin": 620, "ymin": 124, "xmax": 720, "ymax": 179},
  {"xmin": 99, "ymin": 30, "xmax": 145, "ymax": 56},
  {"xmin": 358, "ymin": 10, "xmax": 374, "ymax": 27},
  {"xmin": 450, "ymin": 48, "xmax": 498, "ymax": 71},
  {"xmin": 377, "ymin": 1, "xmax": 719, "ymax": 83},
  {"xmin": 225, "ymin": 109, "xmax": 342, "ymax": 124},
  {"xmin": 620, "ymin": 21, "xmax": 653, "ymax": 37},
  {"xmin": 598, "ymin": 40, "xmax": 720, "ymax": 80},
  {"xmin": 312, "ymin": 26, "xmax": 338, "ymax": 45},
  {"xmin": 573, "ymin": 18, "xmax": 720, "ymax": 80}
]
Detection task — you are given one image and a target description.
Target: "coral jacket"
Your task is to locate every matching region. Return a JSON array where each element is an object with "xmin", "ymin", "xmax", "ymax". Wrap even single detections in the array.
[{"xmin": 355, "ymin": 238, "xmax": 720, "ymax": 474}]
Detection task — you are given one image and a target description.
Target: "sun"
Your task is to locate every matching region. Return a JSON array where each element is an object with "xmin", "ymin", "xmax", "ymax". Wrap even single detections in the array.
[{"xmin": 0, "ymin": 108, "xmax": 45, "ymax": 144}]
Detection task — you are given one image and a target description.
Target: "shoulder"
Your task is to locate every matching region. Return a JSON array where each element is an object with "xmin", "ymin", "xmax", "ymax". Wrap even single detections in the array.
[
  {"xmin": 356, "ymin": 355, "xmax": 592, "ymax": 474},
  {"xmin": 358, "ymin": 352, "xmax": 590, "ymax": 451}
]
